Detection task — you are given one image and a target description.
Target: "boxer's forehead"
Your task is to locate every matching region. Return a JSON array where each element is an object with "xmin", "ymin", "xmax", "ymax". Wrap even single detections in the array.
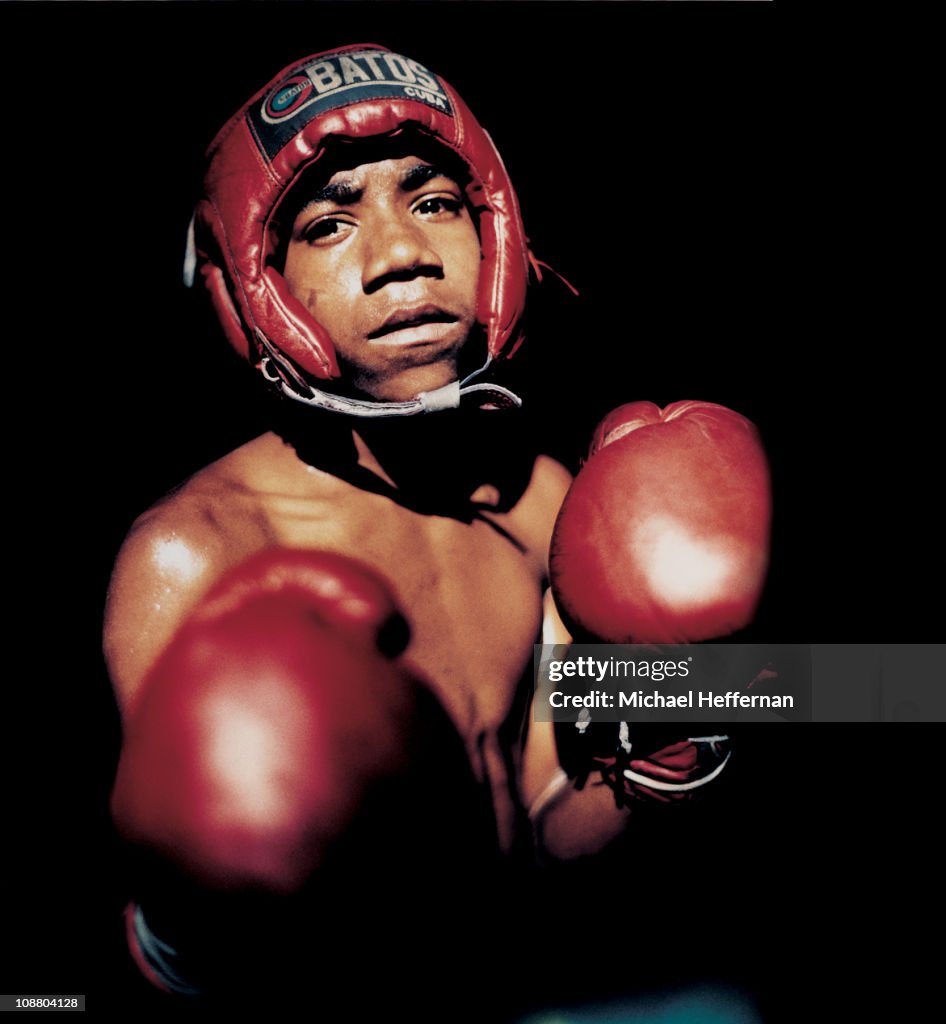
[{"xmin": 277, "ymin": 132, "xmax": 471, "ymax": 223}]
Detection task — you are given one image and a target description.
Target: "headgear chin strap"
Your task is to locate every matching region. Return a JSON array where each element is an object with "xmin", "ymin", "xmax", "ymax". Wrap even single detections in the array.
[
  {"xmin": 256, "ymin": 331, "xmax": 522, "ymax": 417},
  {"xmin": 188, "ymin": 44, "xmax": 533, "ymax": 416}
]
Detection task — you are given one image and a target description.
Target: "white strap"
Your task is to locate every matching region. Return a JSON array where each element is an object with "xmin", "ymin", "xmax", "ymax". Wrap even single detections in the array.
[
  {"xmin": 624, "ymin": 748, "xmax": 732, "ymax": 792},
  {"xmin": 260, "ymin": 338, "xmax": 522, "ymax": 418},
  {"xmin": 182, "ymin": 213, "xmax": 197, "ymax": 289},
  {"xmin": 527, "ymin": 768, "xmax": 571, "ymax": 822},
  {"xmin": 131, "ymin": 904, "xmax": 202, "ymax": 996}
]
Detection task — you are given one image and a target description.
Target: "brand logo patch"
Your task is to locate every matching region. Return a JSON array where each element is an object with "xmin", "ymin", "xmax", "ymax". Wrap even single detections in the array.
[
  {"xmin": 249, "ymin": 49, "xmax": 454, "ymax": 161},
  {"xmin": 264, "ymin": 75, "xmax": 314, "ymax": 120}
]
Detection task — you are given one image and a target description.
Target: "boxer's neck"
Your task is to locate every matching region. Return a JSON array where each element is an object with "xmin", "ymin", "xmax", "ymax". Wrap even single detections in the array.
[{"xmin": 271, "ymin": 394, "xmax": 535, "ymax": 517}]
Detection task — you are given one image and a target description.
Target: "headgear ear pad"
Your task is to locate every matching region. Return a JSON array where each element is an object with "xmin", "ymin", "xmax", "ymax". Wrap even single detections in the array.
[{"xmin": 192, "ymin": 44, "xmax": 532, "ymax": 392}]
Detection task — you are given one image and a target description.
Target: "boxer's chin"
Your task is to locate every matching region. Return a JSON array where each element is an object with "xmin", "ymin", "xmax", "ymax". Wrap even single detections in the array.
[{"xmin": 343, "ymin": 348, "xmax": 462, "ymax": 404}]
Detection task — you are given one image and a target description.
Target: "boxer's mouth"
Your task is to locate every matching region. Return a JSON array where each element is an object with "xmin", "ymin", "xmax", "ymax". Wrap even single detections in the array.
[{"xmin": 367, "ymin": 305, "xmax": 457, "ymax": 340}]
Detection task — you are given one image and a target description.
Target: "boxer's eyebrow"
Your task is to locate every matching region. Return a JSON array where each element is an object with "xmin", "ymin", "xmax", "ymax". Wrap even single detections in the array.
[
  {"xmin": 297, "ymin": 163, "xmax": 454, "ymax": 215},
  {"xmin": 304, "ymin": 180, "xmax": 363, "ymax": 207},
  {"xmin": 401, "ymin": 163, "xmax": 454, "ymax": 191}
]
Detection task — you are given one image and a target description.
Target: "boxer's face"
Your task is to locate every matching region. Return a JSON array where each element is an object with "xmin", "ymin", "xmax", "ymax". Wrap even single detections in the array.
[{"xmin": 283, "ymin": 154, "xmax": 481, "ymax": 403}]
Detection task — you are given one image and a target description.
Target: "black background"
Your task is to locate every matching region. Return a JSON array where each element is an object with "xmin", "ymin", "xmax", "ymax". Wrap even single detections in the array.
[{"xmin": 4, "ymin": 2, "xmax": 936, "ymax": 1020}]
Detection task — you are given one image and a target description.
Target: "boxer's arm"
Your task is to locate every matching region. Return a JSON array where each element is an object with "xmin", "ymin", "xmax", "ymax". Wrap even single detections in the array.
[
  {"xmin": 109, "ymin": 546, "xmax": 422, "ymax": 992},
  {"xmin": 523, "ymin": 589, "xmax": 638, "ymax": 859},
  {"xmin": 525, "ymin": 401, "xmax": 769, "ymax": 857},
  {"xmin": 103, "ymin": 504, "xmax": 235, "ymax": 993},
  {"xmin": 520, "ymin": 588, "xmax": 576, "ymax": 835}
]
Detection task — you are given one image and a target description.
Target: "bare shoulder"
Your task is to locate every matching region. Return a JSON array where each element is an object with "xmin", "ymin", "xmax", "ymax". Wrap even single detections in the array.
[
  {"xmin": 504, "ymin": 453, "xmax": 573, "ymax": 571},
  {"xmin": 529, "ymin": 454, "xmax": 574, "ymax": 511},
  {"xmin": 103, "ymin": 437, "xmax": 281, "ymax": 715}
]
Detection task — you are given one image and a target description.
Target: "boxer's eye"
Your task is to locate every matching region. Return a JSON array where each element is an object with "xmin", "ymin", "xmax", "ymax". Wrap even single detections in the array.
[
  {"xmin": 301, "ymin": 216, "xmax": 353, "ymax": 245},
  {"xmin": 413, "ymin": 194, "xmax": 464, "ymax": 218}
]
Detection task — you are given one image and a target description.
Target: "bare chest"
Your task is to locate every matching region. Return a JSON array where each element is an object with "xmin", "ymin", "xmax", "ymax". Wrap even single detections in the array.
[{"xmin": 262, "ymin": 488, "xmax": 545, "ymax": 745}]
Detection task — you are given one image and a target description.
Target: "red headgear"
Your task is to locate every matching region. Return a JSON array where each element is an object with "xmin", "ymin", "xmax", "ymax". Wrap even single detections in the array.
[{"xmin": 186, "ymin": 44, "xmax": 532, "ymax": 416}]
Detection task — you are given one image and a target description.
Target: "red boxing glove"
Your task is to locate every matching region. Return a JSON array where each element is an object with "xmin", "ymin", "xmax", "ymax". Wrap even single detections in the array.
[
  {"xmin": 111, "ymin": 549, "xmax": 416, "ymax": 894},
  {"xmin": 550, "ymin": 400, "xmax": 771, "ymax": 643}
]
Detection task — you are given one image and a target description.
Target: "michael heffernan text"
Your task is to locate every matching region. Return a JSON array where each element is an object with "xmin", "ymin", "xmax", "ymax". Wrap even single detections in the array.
[{"xmin": 547, "ymin": 690, "xmax": 795, "ymax": 709}]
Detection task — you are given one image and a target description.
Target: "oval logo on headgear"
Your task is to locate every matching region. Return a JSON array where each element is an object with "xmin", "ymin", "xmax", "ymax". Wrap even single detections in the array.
[{"xmin": 264, "ymin": 76, "xmax": 314, "ymax": 120}]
